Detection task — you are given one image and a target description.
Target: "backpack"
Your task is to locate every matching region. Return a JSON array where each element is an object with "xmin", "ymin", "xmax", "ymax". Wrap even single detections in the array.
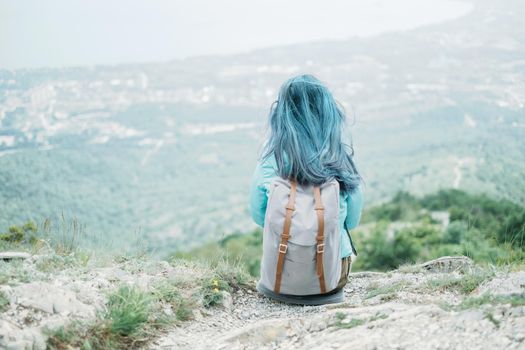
[{"xmin": 257, "ymin": 177, "xmax": 342, "ymax": 296}]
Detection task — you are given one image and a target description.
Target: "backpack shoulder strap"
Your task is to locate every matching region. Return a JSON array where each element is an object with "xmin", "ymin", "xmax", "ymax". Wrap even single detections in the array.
[
  {"xmin": 274, "ymin": 180, "xmax": 297, "ymax": 293},
  {"xmin": 313, "ymin": 186, "xmax": 326, "ymax": 293}
]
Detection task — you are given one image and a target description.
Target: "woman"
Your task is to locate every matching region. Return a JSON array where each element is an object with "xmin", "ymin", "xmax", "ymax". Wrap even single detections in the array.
[{"xmin": 249, "ymin": 74, "xmax": 363, "ymax": 304}]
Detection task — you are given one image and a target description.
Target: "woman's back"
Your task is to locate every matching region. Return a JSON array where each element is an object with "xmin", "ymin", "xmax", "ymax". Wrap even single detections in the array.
[
  {"xmin": 249, "ymin": 74, "xmax": 364, "ymax": 304},
  {"xmin": 250, "ymin": 153, "xmax": 363, "ymax": 259}
]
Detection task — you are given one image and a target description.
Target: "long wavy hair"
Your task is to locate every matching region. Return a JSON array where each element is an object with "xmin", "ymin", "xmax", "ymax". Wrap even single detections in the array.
[{"xmin": 261, "ymin": 74, "xmax": 361, "ymax": 193}]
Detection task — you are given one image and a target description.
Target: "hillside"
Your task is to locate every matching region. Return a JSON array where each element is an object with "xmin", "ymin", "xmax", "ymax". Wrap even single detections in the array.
[
  {"xmin": 1, "ymin": 250, "xmax": 524, "ymax": 350},
  {"xmin": 174, "ymin": 189, "xmax": 525, "ymax": 275}
]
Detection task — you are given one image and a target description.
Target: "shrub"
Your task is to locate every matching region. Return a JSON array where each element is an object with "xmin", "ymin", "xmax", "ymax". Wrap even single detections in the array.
[
  {"xmin": 500, "ymin": 212, "xmax": 525, "ymax": 248},
  {"xmin": 443, "ymin": 221, "xmax": 468, "ymax": 244},
  {"xmin": 0, "ymin": 221, "xmax": 38, "ymax": 245},
  {"xmin": 201, "ymin": 277, "xmax": 230, "ymax": 308}
]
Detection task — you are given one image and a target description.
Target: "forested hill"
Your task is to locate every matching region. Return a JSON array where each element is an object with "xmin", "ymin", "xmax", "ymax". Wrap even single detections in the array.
[{"xmin": 174, "ymin": 189, "xmax": 525, "ymax": 275}]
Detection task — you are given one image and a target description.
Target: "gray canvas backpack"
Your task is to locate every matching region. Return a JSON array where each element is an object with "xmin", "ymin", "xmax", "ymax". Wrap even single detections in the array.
[{"xmin": 258, "ymin": 177, "xmax": 342, "ymax": 296}]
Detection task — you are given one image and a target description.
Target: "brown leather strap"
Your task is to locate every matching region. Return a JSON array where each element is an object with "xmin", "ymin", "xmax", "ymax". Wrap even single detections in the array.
[
  {"xmin": 274, "ymin": 180, "xmax": 297, "ymax": 293},
  {"xmin": 313, "ymin": 186, "xmax": 326, "ymax": 293}
]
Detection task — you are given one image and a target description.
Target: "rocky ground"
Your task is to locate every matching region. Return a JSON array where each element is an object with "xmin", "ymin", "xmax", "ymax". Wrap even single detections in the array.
[{"xmin": 1, "ymin": 254, "xmax": 524, "ymax": 350}]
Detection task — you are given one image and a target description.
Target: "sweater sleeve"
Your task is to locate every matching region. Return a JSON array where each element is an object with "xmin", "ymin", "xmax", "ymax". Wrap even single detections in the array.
[
  {"xmin": 344, "ymin": 185, "xmax": 364, "ymax": 231},
  {"xmin": 249, "ymin": 157, "xmax": 277, "ymax": 227}
]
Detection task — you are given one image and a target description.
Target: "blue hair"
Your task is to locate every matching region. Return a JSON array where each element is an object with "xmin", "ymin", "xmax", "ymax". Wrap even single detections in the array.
[{"xmin": 261, "ymin": 74, "xmax": 361, "ymax": 193}]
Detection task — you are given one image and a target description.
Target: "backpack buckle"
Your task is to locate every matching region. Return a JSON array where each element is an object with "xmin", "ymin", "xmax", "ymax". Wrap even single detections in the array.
[
  {"xmin": 317, "ymin": 243, "xmax": 325, "ymax": 253},
  {"xmin": 278, "ymin": 243, "xmax": 288, "ymax": 254}
]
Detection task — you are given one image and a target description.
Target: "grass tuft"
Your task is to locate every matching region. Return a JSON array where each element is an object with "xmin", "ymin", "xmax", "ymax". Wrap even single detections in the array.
[
  {"xmin": 365, "ymin": 281, "xmax": 410, "ymax": 299},
  {"xmin": 332, "ymin": 311, "xmax": 388, "ymax": 330},
  {"xmin": 201, "ymin": 277, "xmax": 230, "ymax": 308},
  {"xmin": 106, "ymin": 286, "xmax": 152, "ymax": 336},
  {"xmin": 153, "ymin": 280, "xmax": 195, "ymax": 321},
  {"xmin": 205, "ymin": 256, "xmax": 253, "ymax": 291},
  {"xmin": 0, "ymin": 291, "xmax": 9, "ymax": 312},
  {"xmin": 396, "ymin": 262, "xmax": 425, "ymax": 274},
  {"xmin": 484, "ymin": 311, "xmax": 501, "ymax": 328},
  {"xmin": 459, "ymin": 293, "xmax": 525, "ymax": 310},
  {"xmin": 425, "ymin": 268, "xmax": 493, "ymax": 294},
  {"xmin": 0, "ymin": 260, "xmax": 31, "ymax": 285},
  {"xmin": 47, "ymin": 285, "xmax": 159, "ymax": 349}
]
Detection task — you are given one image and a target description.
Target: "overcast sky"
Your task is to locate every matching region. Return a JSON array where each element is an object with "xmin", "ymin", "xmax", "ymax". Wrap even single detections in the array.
[{"xmin": 0, "ymin": 0, "xmax": 472, "ymax": 69}]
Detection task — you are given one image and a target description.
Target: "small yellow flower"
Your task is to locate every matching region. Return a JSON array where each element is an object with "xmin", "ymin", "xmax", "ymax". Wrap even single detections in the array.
[
  {"xmin": 212, "ymin": 279, "xmax": 219, "ymax": 286},
  {"xmin": 213, "ymin": 287, "xmax": 219, "ymax": 293}
]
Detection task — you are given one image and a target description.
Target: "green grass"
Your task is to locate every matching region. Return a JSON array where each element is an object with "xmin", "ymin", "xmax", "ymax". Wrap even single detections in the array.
[
  {"xmin": 200, "ymin": 274, "xmax": 233, "ymax": 308},
  {"xmin": 0, "ymin": 291, "xmax": 9, "ymax": 312},
  {"xmin": 396, "ymin": 262, "xmax": 426, "ymax": 274},
  {"xmin": 459, "ymin": 293, "xmax": 525, "ymax": 310},
  {"xmin": 46, "ymin": 320, "xmax": 120, "ymax": 350},
  {"xmin": 369, "ymin": 312, "xmax": 389, "ymax": 322},
  {"xmin": 106, "ymin": 286, "xmax": 152, "ymax": 336},
  {"xmin": 365, "ymin": 281, "xmax": 411, "ymax": 299},
  {"xmin": 197, "ymin": 256, "xmax": 254, "ymax": 308},
  {"xmin": 0, "ymin": 260, "xmax": 31, "ymax": 285},
  {"xmin": 332, "ymin": 311, "xmax": 388, "ymax": 330},
  {"xmin": 210, "ymin": 257, "xmax": 253, "ymax": 291},
  {"xmin": 153, "ymin": 280, "xmax": 195, "ymax": 321},
  {"xmin": 35, "ymin": 254, "xmax": 79, "ymax": 273},
  {"xmin": 170, "ymin": 255, "xmax": 254, "ymax": 308},
  {"xmin": 425, "ymin": 269, "xmax": 493, "ymax": 294},
  {"xmin": 484, "ymin": 311, "xmax": 501, "ymax": 328}
]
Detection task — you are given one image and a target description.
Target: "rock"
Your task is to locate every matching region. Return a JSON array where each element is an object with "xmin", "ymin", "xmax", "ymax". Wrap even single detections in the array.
[
  {"xmin": 6, "ymin": 341, "xmax": 31, "ymax": 350},
  {"xmin": 218, "ymin": 319, "xmax": 289, "ymax": 347},
  {"xmin": 100, "ymin": 267, "xmax": 132, "ymax": 282},
  {"xmin": 349, "ymin": 271, "xmax": 387, "ymax": 278},
  {"xmin": 0, "ymin": 320, "xmax": 45, "ymax": 350},
  {"xmin": 419, "ymin": 256, "xmax": 473, "ymax": 273},
  {"xmin": 21, "ymin": 327, "xmax": 46, "ymax": 350},
  {"xmin": 192, "ymin": 309, "xmax": 204, "ymax": 321},
  {"xmin": 221, "ymin": 291, "xmax": 233, "ymax": 311},
  {"xmin": 0, "ymin": 252, "xmax": 31, "ymax": 261},
  {"xmin": 0, "ymin": 320, "xmax": 21, "ymax": 347},
  {"xmin": 0, "ymin": 285, "xmax": 14, "ymax": 305},
  {"xmin": 476, "ymin": 271, "xmax": 525, "ymax": 296},
  {"xmin": 163, "ymin": 305, "xmax": 174, "ymax": 316},
  {"xmin": 12, "ymin": 282, "xmax": 94, "ymax": 317}
]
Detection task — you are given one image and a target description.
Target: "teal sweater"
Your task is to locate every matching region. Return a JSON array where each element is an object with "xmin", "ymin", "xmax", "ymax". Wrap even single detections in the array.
[{"xmin": 249, "ymin": 156, "xmax": 364, "ymax": 258}]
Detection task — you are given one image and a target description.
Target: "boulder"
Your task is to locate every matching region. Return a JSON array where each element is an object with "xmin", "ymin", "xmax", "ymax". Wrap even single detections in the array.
[
  {"xmin": 0, "ymin": 252, "xmax": 31, "ymax": 261},
  {"xmin": 476, "ymin": 271, "xmax": 525, "ymax": 296},
  {"xmin": 12, "ymin": 282, "xmax": 94, "ymax": 317},
  {"xmin": 419, "ymin": 256, "xmax": 473, "ymax": 273}
]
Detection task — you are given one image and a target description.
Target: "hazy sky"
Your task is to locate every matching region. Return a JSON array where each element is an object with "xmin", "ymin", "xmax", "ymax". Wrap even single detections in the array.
[{"xmin": 0, "ymin": 0, "xmax": 472, "ymax": 69}]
